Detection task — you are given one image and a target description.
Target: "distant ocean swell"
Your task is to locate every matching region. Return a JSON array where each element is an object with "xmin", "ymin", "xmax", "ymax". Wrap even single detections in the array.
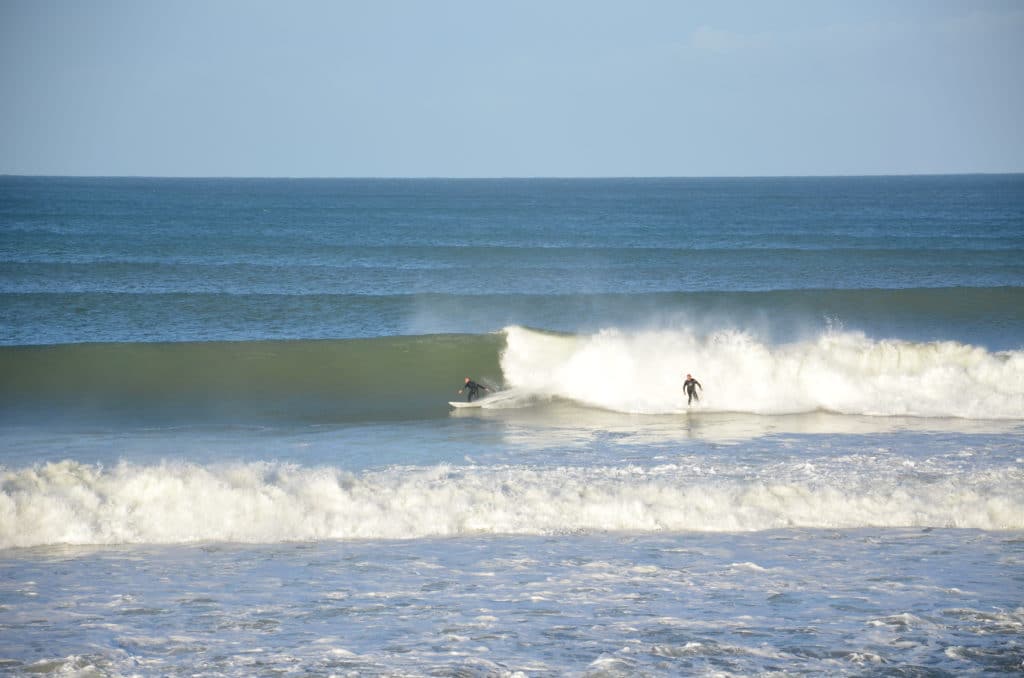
[
  {"xmin": 2, "ymin": 326, "xmax": 1022, "ymax": 423},
  {"xmin": 2, "ymin": 286, "xmax": 1022, "ymax": 346},
  {"xmin": 3, "ymin": 459, "xmax": 1021, "ymax": 548}
]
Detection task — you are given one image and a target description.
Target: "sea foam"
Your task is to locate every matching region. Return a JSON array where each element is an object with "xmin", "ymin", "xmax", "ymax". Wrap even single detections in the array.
[
  {"xmin": 3, "ymin": 459, "xmax": 1021, "ymax": 548},
  {"xmin": 500, "ymin": 326, "xmax": 1024, "ymax": 419}
]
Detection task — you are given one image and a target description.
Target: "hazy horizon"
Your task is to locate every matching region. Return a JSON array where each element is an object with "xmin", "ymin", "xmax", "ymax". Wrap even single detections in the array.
[{"xmin": 3, "ymin": 172, "xmax": 1022, "ymax": 180}]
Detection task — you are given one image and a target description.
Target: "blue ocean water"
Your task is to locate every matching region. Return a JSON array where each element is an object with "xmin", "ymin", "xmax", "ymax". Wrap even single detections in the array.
[{"xmin": 1, "ymin": 176, "xmax": 1023, "ymax": 675}]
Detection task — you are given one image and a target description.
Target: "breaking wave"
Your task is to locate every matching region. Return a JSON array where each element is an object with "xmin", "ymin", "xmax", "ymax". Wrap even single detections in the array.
[
  {"xmin": 1, "ymin": 325, "xmax": 1021, "ymax": 425},
  {"xmin": 3, "ymin": 459, "xmax": 1021, "ymax": 548},
  {"xmin": 501, "ymin": 326, "xmax": 1024, "ymax": 419}
]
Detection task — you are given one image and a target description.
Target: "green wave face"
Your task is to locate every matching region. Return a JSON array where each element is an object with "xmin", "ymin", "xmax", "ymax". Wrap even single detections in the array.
[{"xmin": 0, "ymin": 334, "xmax": 505, "ymax": 425}]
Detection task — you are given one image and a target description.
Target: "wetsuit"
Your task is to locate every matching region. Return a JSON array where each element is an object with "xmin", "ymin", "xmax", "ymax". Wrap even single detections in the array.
[
  {"xmin": 684, "ymin": 377, "xmax": 702, "ymax": 405},
  {"xmin": 462, "ymin": 380, "xmax": 487, "ymax": 402}
]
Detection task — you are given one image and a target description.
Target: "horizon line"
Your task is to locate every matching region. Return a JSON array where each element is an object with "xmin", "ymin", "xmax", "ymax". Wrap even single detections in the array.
[{"xmin": 2, "ymin": 171, "xmax": 1022, "ymax": 181}]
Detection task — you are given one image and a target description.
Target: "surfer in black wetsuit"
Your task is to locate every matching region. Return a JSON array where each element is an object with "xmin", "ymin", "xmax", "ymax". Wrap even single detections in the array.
[
  {"xmin": 458, "ymin": 377, "xmax": 489, "ymax": 402},
  {"xmin": 683, "ymin": 373, "xmax": 702, "ymax": 405}
]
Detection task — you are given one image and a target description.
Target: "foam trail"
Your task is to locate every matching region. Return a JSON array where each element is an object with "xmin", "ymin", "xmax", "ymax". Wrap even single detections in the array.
[
  {"xmin": 500, "ymin": 326, "xmax": 1024, "ymax": 418},
  {"xmin": 3, "ymin": 460, "xmax": 1022, "ymax": 548}
]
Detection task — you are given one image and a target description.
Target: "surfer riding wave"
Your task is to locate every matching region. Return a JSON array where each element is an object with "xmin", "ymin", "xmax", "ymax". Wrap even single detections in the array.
[
  {"xmin": 684, "ymin": 373, "xmax": 702, "ymax": 405},
  {"xmin": 458, "ymin": 377, "xmax": 489, "ymax": 402}
]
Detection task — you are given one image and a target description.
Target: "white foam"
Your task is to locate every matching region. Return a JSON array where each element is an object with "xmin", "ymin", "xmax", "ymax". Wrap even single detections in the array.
[
  {"xmin": 500, "ymin": 326, "xmax": 1024, "ymax": 419},
  {"xmin": 2, "ymin": 459, "xmax": 1022, "ymax": 548}
]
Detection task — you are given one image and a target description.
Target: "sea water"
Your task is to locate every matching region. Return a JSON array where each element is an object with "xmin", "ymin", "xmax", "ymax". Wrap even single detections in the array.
[{"xmin": 1, "ymin": 176, "xmax": 1022, "ymax": 675}]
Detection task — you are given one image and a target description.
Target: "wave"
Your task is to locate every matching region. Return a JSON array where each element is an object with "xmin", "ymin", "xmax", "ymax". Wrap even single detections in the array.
[
  {"xmin": 3, "ymin": 459, "xmax": 1021, "ymax": 548},
  {"xmin": 501, "ymin": 326, "xmax": 1024, "ymax": 419},
  {"xmin": 0, "ymin": 334, "xmax": 503, "ymax": 424},
  {"xmin": 2, "ymin": 325, "xmax": 1022, "ymax": 425},
  {"xmin": 3, "ymin": 286, "xmax": 1023, "ymax": 348}
]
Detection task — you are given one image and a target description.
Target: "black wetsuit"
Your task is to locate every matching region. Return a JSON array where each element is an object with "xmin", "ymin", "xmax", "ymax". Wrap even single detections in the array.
[
  {"xmin": 684, "ymin": 378, "xmax": 702, "ymax": 405},
  {"xmin": 462, "ymin": 380, "xmax": 486, "ymax": 402}
]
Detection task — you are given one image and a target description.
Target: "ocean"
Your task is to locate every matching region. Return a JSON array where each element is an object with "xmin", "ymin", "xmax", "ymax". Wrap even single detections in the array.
[{"xmin": 1, "ymin": 175, "xmax": 1022, "ymax": 676}]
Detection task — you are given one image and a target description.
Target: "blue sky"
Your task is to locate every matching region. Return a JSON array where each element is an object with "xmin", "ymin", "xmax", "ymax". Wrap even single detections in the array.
[{"xmin": 2, "ymin": 0, "xmax": 1022, "ymax": 177}]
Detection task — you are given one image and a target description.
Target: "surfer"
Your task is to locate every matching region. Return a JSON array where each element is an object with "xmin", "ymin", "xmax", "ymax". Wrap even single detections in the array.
[
  {"xmin": 458, "ymin": 377, "xmax": 489, "ymax": 402},
  {"xmin": 683, "ymin": 373, "xmax": 702, "ymax": 405}
]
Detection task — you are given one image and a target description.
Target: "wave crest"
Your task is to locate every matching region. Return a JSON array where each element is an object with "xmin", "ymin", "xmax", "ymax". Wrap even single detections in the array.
[{"xmin": 501, "ymin": 326, "xmax": 1024, "ymax": 419}]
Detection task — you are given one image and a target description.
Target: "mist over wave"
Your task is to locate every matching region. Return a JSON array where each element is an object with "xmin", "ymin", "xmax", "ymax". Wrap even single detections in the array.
[
  {"xmin": 501, "ymin": 326, "xmax": 1024, "ymax": 419},
  {"xmin": 3, "ymin": 459, "xmax": 1021, "ymax": 548}
]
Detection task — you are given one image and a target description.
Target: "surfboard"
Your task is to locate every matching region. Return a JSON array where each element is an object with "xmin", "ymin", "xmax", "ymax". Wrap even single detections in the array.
[
  {"xmin": 448, "ymin": 389, "xmax": 519, "ymax": 409},
  {"xmin": 448, "ymin": 399, "xmax": 483, "ymax": 408}
]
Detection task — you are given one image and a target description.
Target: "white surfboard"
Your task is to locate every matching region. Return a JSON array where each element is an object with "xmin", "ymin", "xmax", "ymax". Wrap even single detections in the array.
[
  {"xmin": 448, "ymin": 389, "xmax": 520, "ymax": 409},
  {"xmin": 448, "ymin": 399, "xmax": 484, "ymax": 408}
]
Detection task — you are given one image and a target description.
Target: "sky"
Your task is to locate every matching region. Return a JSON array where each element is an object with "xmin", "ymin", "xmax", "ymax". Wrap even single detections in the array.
[{"xmin": 1, "ymin": 0, "xmax": 1022, "ymax": 177}]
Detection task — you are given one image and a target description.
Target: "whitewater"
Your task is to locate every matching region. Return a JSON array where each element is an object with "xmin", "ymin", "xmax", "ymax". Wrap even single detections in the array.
[
  {"xmin": 501, "ymin": 325, "xmax": 1024, "ymax": 418},
  {"xmin": 4, "ymin": 454, "xmax": 1021, "ymax": 549}
]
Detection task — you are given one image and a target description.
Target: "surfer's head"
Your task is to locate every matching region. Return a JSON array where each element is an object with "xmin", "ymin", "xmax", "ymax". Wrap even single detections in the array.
[
  {"xmin": 686, "ymin": 374, "xmax": 692, "ymax": 379},
  {"xmin": 465, "ymin": 377, "xmax": 471, "ymax": 383}
]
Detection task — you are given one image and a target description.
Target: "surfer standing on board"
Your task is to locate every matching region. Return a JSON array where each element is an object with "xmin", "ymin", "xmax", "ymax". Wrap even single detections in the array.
[
  {"xmin": 458, "ymin": 377, "xmax": 489, "ymax": 402},
  {"xmin": 683, "ymin": 373, "xmax": 702, "ymax": 405}
]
